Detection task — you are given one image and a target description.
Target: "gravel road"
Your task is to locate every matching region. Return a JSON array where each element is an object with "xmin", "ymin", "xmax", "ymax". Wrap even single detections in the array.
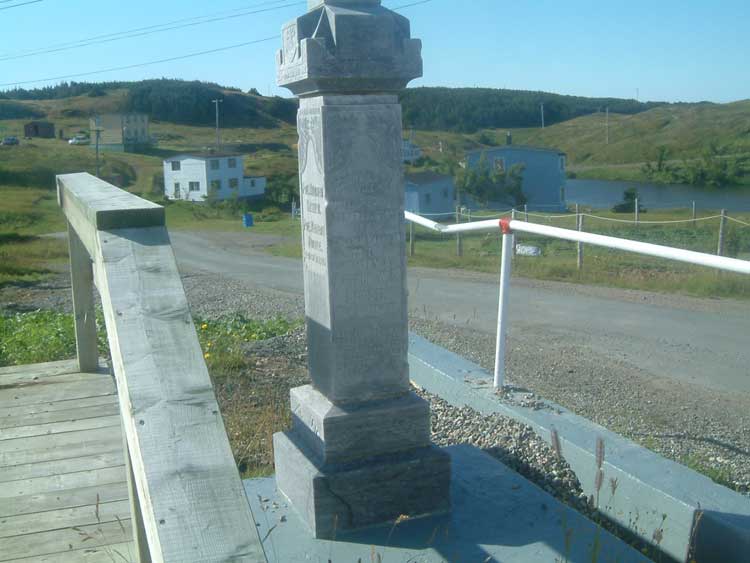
[{"xmin": 3, "ymin": 269, "xmax": 747, "ymax": 497}]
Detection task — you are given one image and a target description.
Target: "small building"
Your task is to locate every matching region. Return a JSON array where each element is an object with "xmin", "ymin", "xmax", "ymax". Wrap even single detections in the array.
[
  {"xmin": 24, "ymin": 121, "xmax": 55, "ymax": 139},
  {"xmin": 405, "ymin": 171, "xmax": 455, "ymax": 216},
  {"xmin": 464, "ymin": 137, "xmax": 567, "ymax": 211},
  {"xmin": 163, "ymin": 152, "xmax": 266, "ymax": 202},
  {"xmin": 90, "ymin": 113, "xmax": 151, "ymax": 152},
  {"xmin": 403, "ymin": 139, "xmax": 422, "ymax": 164}
]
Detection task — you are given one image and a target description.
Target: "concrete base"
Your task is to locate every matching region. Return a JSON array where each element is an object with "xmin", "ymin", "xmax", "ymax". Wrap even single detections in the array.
[
  {"xmin": 289, "ymin": 385, "xmax": 431, "ymax": 463},
  {"xmin": 273, "ymin": 430, "xmax": 451, "ymax": 539},
  {"xmin": 246, "ymin": 445, "xmax": 651, "ymax": 562}
]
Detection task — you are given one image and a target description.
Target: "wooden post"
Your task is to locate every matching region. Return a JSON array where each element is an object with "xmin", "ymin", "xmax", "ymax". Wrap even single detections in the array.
[
  {"xmin": 123, "ymin": 419, "xmax": 152, "ymax": 563},
  {"xmin": 718, "ymin": 209, "xmax": 727, "ymax": 256},
  {"xmin": 635, "ymin": 198, "xmax": 640, "ymax": 227},
  {"xmin": 67, "ymin": 223, "xmax": 98, "ymax": 373},
  {"xmin": 409, "ymin": 220, "xmax": 415, "ymax": 257},
  {"xmin": 577, "ymin": 213, "xmax": 585, "ymax": 271},
  {"xmin": 692, "ymin": 201, "xmax": 697, "ymax": 227},
  {"xmin": 511, "ymin": 208, "xmax": 517, "ymax": 257},
  {"xmin": 524, "ymin": 204, "xmax": 529, "ymax": 222},
  {"xmin": 456, "ymin": 206, "xmax": 463, "ymax": 257}
]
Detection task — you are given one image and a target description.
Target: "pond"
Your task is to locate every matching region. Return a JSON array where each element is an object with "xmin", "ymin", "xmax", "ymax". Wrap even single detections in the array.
[{"xmin": 566, "ymin": 179, "xmax": 750, "ymax": 212}]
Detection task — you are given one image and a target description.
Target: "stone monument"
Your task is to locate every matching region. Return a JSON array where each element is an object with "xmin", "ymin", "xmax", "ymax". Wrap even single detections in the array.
[{"xmin": 273, "ymin": 0, "xmax": 451, "ymax": 539}]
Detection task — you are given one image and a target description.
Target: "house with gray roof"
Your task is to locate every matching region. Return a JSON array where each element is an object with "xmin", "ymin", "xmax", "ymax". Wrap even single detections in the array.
[{"xmin": 464, "ymin": 136, "xmax": 567, "ymax": 211}]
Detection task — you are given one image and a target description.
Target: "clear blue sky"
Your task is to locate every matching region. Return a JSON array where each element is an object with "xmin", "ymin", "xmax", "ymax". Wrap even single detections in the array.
[{"xmin": 0, "ymin": 0, "xmax": 747, "ymax": 103}]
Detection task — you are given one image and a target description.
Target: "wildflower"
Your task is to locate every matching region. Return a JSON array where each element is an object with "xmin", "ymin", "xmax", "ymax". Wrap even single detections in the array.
[
  {"xmin": 201, "ymin": 323, "xmax": 208, "ymax": 330},
  {"xmin": 204, "ymin": 353, "xmax": 211, "ymax": 359},
  {"xmin": 207, "ymin": 342, "xmax": 212, "ymax": 348}
]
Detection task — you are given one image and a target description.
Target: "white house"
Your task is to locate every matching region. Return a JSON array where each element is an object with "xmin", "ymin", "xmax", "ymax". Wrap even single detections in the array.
[
  {"xmin": 163, "ymin": 153, "xmax": 266, "ymax": 202},
  {"xmin": 90, "ymin": 113, "xmax": 151, "ymax": 152}
]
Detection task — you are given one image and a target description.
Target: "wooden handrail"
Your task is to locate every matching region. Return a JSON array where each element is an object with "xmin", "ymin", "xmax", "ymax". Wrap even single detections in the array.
[{"xmin": 57, "ymin": 173, "xmax": 266, "ymax": 563}]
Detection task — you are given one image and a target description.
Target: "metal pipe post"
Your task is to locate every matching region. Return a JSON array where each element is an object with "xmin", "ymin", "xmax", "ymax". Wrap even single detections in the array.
[{"xmin": 494, "ymin": 225, "xmax": 514, "ymax": 388}]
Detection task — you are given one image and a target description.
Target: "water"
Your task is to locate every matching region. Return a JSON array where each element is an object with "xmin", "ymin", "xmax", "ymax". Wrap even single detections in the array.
[{"xmin": 566, "ymin": 179, "xmax": 750, "ymax": 211}]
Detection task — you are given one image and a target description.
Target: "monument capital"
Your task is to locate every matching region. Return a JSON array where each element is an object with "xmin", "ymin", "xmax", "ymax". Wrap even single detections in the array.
[{"xmin": 277, "ymin": 0, "xmax": 422, "ymax": 96}]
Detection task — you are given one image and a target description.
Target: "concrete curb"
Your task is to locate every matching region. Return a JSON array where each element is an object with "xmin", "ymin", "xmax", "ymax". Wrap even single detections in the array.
[{"xmin": 408, "ymin": 333, "xmax": 750, "ymax": 563}]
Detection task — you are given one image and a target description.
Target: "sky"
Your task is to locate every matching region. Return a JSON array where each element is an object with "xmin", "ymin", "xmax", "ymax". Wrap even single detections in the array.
[{"xmin": 0, "ymin": 0, "xmax": 748, "ymax": 103}]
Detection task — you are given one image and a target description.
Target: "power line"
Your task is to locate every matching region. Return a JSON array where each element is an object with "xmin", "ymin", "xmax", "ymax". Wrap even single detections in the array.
[
  {"xmin": 0, "ymin": 0, "xmax": 437, "ymax": 88},
  {"xmin": 0, "ymin": 0, "xmax": 303, "ymax": 62},
  {"xmin": 0, "ymin": 36, "xmax": 280, "ymax": 87},
  {"xmin": 0, "ymin": 0, "xmax": 290, "ymax": 58},
  {"xmin": 0, "ymin": 0, "xmax": 42, "ymax": 10}
]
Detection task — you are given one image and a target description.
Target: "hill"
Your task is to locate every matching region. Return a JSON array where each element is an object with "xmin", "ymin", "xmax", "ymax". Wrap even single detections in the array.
[
  {"xmin": 2, "ymin": 80, "xmax": 664, "ymax": 132},
  {"xmin": 399, "ymin": 87, "xmax": 665, "ymax": 132}
]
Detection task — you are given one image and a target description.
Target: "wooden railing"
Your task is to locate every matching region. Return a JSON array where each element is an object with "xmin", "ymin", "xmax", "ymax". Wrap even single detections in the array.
[{"xmin": 57, "ymin": 173, "xmax": 266, "ymax": 563}]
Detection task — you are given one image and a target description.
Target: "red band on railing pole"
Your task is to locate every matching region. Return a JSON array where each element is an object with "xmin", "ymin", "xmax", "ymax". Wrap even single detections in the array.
[{"xmin": 500, "ymin": 218, "xmax": 513, "ymax": 235}]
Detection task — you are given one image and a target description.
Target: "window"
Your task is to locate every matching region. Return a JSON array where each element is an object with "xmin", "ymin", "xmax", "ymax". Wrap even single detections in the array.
[
  {"xmin": 189, "ymin": 182, "xmax": 200, "ymax": 192},
  {"xmin": 173, "ymin": 183, "xmax": 180, "ymax": 198},
  {"xmin": 210, "ymin": 179, "xmax": 222, "ymax": 192},
  {"xmin": 424, "ymin": 193, "xmax": 432, "ymax": 205},
  {"xmin": 228, "ymin": 158, "xmax": 237, "ymax": 169},
  {"xmin": 171, "ymin": 161, "xmax": 181, "ymax": 171},
  {"xmin": 560, "ymin": 156, "xmax": 566, "ymax": 171},
  {"xmin": 442, "ymin": 188, "xmax": 449, "ymax": 198},
  {"xmin": 494, "ymin": 158, "xmax": 506, "ymax": 174},
  {"xmin": 229, "ymin": 178, "xmax": 239, "ymax": 189},
  {"xmin": 250, "ymin": 179, "xmax": 256, "ymax": 188},
  {"xmin": 210, "ymin": 160, "xmax": 220, "ymax": 170}
]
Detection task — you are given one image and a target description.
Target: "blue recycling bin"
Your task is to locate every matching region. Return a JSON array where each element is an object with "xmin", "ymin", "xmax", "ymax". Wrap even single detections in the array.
[{"xmin": 242, "ymin": 213, "xmax": 254, "ymax": 228}]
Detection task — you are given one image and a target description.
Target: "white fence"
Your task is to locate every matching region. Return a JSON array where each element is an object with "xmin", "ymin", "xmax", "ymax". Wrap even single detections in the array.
[{"xmin": 404, "ymin": 211, "xmax": 750, "ymax": 388}]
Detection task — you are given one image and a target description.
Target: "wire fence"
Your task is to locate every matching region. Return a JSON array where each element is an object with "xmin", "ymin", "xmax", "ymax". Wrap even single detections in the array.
[{"xmin": 407, "ymin": 205, "xmax": 750, "ymax": 270}]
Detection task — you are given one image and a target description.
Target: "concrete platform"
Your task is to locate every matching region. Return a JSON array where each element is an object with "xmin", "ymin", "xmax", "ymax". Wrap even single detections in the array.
[{"xmin": 244, "ymin": 445, "xmax": 651, "ymax": 562}]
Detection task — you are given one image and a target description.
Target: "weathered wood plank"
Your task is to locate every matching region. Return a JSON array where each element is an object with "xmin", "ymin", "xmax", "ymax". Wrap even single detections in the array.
[
  {"xmin": 4, "ymin": 541, "xmax": 135, "ymax": 563},
  {"xmin": 1, "ymin": 395, "xmax": 117, "ymax": 421},
  {"xmin": 96, "ymin": 226, "xmax": 265, "ymax": 562},
  {"xmin": 0, "ymin": 414, "xmax": 122, "ymax": 441},
  {"xmin": 1, "ymin": 482, "xmax": 129, "ymax": 518},
  {"xmin": 0, "ymin": 378, "xmax": 116, "ymax": 409},
  {"xmin": 0, "ymin": 451, "xmax": 124, "ymax": 483},
  {"xmin": 0, "ymin": 372, "xmax": 110, "ymax": 392},
  {"xmin": 1, "ymin": 435, "xmax": 122, "ymax": 468},
  {"xmin": 0, "ymin": 403, "xmax": 120, "ymax": 432},
  {"xmin": 0, "ymin": 499, "xmax": 131, "ymax": 539},
  {"xmin": 57, "ymin": 173, "xmax": 164, "ymax": 260},
  {"xmin": 68, "ymin": 223, "xmax": 99, "ymax": 373},
  {"xmin": 0, "ymin": 360, "xmax": 79, "ymax": 379},
  {"xmin": 0, "ymin": 426, "xmax": 121, "ymax": 457},
  {"xmin": 0, "ymin": 465, "xmax": 126, "ymax": 499},
  {"xmin": 0, "ymin": 519, "xmax": 133, "ymax": 561}
]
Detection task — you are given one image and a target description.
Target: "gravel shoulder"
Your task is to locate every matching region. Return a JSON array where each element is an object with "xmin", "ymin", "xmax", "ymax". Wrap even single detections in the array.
[{"xmin": 2, "ymin": 270, "xmax": 748, "ymax": 498}]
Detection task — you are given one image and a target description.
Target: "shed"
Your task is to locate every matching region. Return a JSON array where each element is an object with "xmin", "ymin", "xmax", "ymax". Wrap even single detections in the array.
[
  {"xmin": 24, "ymin": 121, "xmax": 55, "ymax": 139},
  {"xmin": 405, "ymin": 171, "xmax": 455, "ymax": 216}
]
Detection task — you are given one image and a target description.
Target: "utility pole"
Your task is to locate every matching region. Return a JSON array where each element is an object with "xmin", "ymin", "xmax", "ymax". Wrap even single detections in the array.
[
  {"xmin": 605, "ymin": 106, "xmax": 610, "ymax": 145},
  {"xmin": 93, "ymin": 127, "xmax": 103, "ymax": 178},
  {"xmin": 540, "ymin": 102, "xmax": 545, "ymax": 129},
  {"xmin": 212, "ymin": 99, "xmax": 223, "ymax": 148}
]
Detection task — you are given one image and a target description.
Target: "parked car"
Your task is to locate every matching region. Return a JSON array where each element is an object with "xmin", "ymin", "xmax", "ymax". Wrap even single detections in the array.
[
  {"xmin": 1, "ymin": 136, "xmax": 19, "ymax": 146},
  {"xmin": 68, "ymin": 135, "xmax": 90, "ymax": 146}
]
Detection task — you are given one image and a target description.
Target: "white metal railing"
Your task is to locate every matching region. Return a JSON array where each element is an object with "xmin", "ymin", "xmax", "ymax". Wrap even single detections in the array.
[{"xmin": 404, "ymin": 211, "xmax": 750, "ymax": 388}]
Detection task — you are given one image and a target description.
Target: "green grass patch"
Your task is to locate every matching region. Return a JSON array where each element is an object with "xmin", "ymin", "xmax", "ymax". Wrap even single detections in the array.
[
  {"xmin": 195, "ymin": 315, "xmax": 300, "ymax": 378},
  {"xmin": 0, "ymin": 234, "xmax": 68, "ymax": 287},
  {"xmin": 0, "ymin": 310, "xmax": 108, "ymax": 367}
]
